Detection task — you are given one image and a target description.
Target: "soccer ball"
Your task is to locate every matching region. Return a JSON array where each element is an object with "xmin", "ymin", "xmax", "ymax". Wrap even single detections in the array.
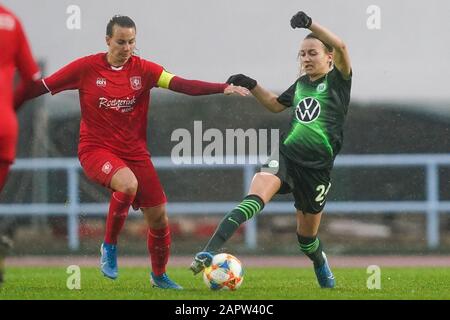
[{"xmin": 203, "ymin": 253, "xmax": 244, "ymax": 290}]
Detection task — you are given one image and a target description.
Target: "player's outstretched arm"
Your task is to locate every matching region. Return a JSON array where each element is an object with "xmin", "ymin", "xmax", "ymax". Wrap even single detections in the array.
[
  {"xmin": 158, "ymin": 70, "xmax": 249, "ymax": 96},
  {"xmin": 226, "ymin": 74, "xmax": 286, "ymax": 113},
  {"xmin": 15, "ymin": 57, "xmax": 86, "ymax": 111},
  {"xmin": 223, "ymin": 84, "xmax": 250, "ymax": 96},
  {"xmin": 14, "ymin": 79, "xmax": 48, "ymax": 111},
  {"xmin": 290, "ymin": 11, "xmax": 351, "ymax": 79}
]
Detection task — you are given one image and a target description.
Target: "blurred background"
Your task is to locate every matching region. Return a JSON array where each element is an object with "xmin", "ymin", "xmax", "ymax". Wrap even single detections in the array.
[{"xmin": 1, "ymin": 0, "xmax": 450, "ymax": 256}]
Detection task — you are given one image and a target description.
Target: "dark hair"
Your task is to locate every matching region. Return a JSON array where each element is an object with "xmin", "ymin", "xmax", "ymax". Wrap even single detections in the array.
[
  {"xmin": 106, "ymin": 15, "xmax": 136, "ymax": 37},
  {"xmin": 305, "ymin": 33, "xmax": 333, "ymax": 53}
]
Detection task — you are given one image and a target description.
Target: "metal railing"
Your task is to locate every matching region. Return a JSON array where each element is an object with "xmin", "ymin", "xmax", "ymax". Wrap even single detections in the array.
[{"xmin": 1, "ymin": 154, "xmax": 449, "ymax": 251}]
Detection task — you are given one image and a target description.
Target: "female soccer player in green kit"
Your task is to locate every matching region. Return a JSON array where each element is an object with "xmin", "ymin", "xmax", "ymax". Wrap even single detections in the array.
[{"xmin": 191, "ymin": 11, "xmax": 352, "ymax": 288}]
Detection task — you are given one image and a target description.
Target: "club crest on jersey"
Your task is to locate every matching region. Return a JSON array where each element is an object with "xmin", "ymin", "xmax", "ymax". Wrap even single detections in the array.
[
  {"xmin": 316, "ymin": 82, "xmax": 327, "ymax": 93},
  {"xmin": 295, "ymin": 97, "xmax": 321, "ymax": 123},
  {"xmin": 96, "ymin": 78, "xmax": 107, "ymax": 87},
  {"xmin": 102, "ymin": 162, "xmax": 112, "ymax": 174},
  {"xmin": 130, "ymin": 76, "xmax": 142, "ymax": 90}
]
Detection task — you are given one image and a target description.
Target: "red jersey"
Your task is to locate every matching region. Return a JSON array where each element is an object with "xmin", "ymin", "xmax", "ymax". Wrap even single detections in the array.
[
  {"xmin": 43, "ymin": 53, "xmax": 164, "ymax": 160},
  {"xmin": 0, "ymin": 5, "xmax": 40, "ymax": 137}
]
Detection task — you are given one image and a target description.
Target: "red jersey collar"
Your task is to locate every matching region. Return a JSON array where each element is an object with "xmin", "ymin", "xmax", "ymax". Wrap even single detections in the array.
[{"xmin": 102, "ymin": 53, "xmax": 133, "ymax": 71}]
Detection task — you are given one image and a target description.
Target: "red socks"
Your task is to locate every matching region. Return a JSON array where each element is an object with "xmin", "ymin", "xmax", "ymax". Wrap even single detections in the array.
[
  {"xmin": 104, "ymin": 191, "xmax": 135, "ymax": 245},
  {"xmin": 104, "ymin": 191, "xmax": 171, "ymax": 276},
  {"xmin": 147, "ymin": 226, "xmax": 171, "ymax": 276}
]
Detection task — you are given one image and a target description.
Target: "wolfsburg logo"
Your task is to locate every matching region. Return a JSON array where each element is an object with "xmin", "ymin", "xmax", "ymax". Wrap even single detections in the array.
[
  {"xmin": 317, "ymin": 83, "xmax": 327, "ymax": 93},
  {"xmin": 295, "ymin": 97, "xmax": 321, "ymax": 123}
]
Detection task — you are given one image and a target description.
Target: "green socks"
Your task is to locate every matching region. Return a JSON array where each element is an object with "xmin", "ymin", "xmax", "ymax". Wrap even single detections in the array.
[
  {"xmin": 204, "ymin": 194, "xmax": 265, "ymax": 252},
  {"xmin": 297, "ymin": 234, "xmax": 325, "ymax": 268}
]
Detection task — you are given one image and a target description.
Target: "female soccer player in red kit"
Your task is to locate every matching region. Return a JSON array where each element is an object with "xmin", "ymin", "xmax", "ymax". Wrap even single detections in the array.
[
  {"xmin": 15, "ymin": 15, "xmax": 250, "ymax": 289},
  {"xmin": 0, "ymin": 4, "xmax": 41, "ymax": 285}
]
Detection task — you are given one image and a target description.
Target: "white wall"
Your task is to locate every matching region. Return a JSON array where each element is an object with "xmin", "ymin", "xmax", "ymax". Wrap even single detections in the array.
[{"xmin": 3, "ymin": 0, "xmax": 450, "ymax": 103}]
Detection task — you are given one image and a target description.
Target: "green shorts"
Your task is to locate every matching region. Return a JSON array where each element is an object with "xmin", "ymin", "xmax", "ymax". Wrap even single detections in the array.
[{"xmin": 261, "ymin": 152, "xmax": 331, "ymax": 214}]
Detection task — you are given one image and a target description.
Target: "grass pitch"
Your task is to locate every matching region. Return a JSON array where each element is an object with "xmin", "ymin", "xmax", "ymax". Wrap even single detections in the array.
[{"xmin": 1, "ymin": 266, "xmax": 450, "ymax": 300}]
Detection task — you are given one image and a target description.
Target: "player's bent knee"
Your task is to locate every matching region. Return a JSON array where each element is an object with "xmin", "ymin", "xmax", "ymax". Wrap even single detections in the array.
[
  {"xmin": 127, "ymin": 178, "xmax": 138, "ymax": 194},
  {"xmin": 249, "ymin": 172, "xmax": 281, "ymax": 202},
  {"xmin": 142, "ymin": 205, "xmax": 168, "ymax": 228},
  {"xmin": 113, "ymin": 179, "xmax": 138, "ymax": 195},
  {"xmin": 111, "ymin": 168, "xmax": 138, "ymax": 194},
  {"xmin": 253, "ymin": 172, "xmax": 280, "ymax": 185},
  {"xmin": 124, "ymin": 184, "xmax": 138, "ymax": 195}
]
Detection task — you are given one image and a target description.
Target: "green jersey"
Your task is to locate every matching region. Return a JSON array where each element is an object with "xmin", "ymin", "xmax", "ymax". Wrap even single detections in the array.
[{"xmin": 277, "ymin": 67, "xmax": 352, "ymax": 169}]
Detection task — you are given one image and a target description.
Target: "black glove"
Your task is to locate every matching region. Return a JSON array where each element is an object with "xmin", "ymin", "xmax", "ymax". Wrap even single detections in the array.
[
  {"xmin": 290, "ymin": 11, "xmax": 312, "ymax": 29},
  {"xmin": 226, "ymin": 74, "xmax": 257, "ymax": 90}
]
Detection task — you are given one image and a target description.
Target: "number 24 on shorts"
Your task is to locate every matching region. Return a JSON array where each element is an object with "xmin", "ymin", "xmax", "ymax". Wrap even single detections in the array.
[{"xmin": 315, "ymin": 183, "xmax": 331, "ymax": 206}]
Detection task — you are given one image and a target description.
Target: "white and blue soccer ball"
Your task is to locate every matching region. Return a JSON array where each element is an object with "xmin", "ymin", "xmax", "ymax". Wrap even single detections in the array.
[{"xmin": 202, "ymin": 253, "xmax": 244, "ymax": 290}]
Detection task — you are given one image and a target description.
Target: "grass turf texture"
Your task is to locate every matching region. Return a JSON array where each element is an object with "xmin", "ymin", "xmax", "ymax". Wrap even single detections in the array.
[{"xmin": 1, "ymin": 266, "xmax": 449, "ymax": 300}]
